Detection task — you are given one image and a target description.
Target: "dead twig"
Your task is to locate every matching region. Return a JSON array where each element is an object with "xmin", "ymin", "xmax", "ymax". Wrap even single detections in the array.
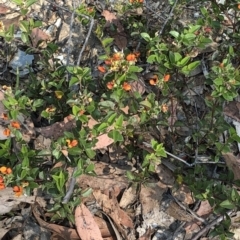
[
  {"xmin": 158, "ymin": 0, "xmax": 179, "ymax": 36},
  {"xmin": 191, "ymin": 210, "xmax": 234, "ymax": 240}
]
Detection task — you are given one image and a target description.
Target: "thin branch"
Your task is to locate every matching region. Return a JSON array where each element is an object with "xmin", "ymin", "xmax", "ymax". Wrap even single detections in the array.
[
  {"xmin": 191, "ymin": 210, "xmax": 234, "ymax": 240},
  {"xmin": 158, "ymin": 0, "xmax": 179, "ymax": 36},
  {"xmin": 77, "ymin": 18, "xmax": 94, "ymax": 66},
  {"xmin": 62, "ymin": 167, "xmax": 77, "ymax": 204}
]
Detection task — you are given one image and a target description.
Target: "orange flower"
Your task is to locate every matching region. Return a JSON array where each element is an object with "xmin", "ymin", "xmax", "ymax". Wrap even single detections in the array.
[
  {"xmin": 6, "ymin": 168, "xmax": 12, "ymax": 174},
  {"xmin": 149, "ymin": 75, "xmax": 158, "ymax": 85},
  {"xmin": 161, "ymin": 104, "xmax": 168, "ymax": 113},
  {"xmin": 97, "ymin": 66, "xmax": 106, "ymax": 73},
  {"xmin": 107, "ymin": 81, "xmax": 115, "ymax": 90},
  {"xmin": 105, "ymin": 59, "xmax": 112, "ymax": 65},
  {"xmin": 0, "ymin": 166, "xmax": 7, "ymax": 174},
  {"xmin": 3, "ymin": 128, "xmax": 10, "ymax": 137},
  {"xmin": 219, "ymin": 63, "xmax": 224, "ymax": 68},
  {"xmin": 163, "ymin": 74, "xmax": 170, "ymax": 82},
  {"xmin": 138, "ymin": 0, "xmax": 143, "ymax": 3},
  {"xmin": 112, "ymin": 52, "xmax": 123, "ymax": 61},
  {"xmin": 66, "ymin": 139, "xmax": 78, "ymax": 148},
  {"xmin": 13, "ymin": 186, "xmax": 23, "ymax": 196},
  {"xmin": 1, "ymin": 113, "xmax": 8, "ymax": 120},
  {"xmin": 0, "ymin": 183, "xmax": 5, "ymax": 189},
  {"xmin": 149, "ymin": 79, "xmax": 157, "ymax": 85},
  {"xmin": 238, "ymin": 4, "xmax": 240, "ymax": 10},
  {"xmin": 0, "ymin": 176, "xmax": 4, "ymax": 183},
  {"xmin": 126, "ymin": 53, "xmax": 136, "ymax": 62},
  {"xmin": 122, "ymin": 82, "xmax": 131, "ymax": 91},
  {"xmin": 46, "ymin": 106, "xmax": 56, "ymax": 113},
  {"xmin": 11, "ymin": 121, "xmax": 20, "ymax": 129},
  {"xmin": 79, "ymin": 110, "xmax": 85, "ymax": 115}
]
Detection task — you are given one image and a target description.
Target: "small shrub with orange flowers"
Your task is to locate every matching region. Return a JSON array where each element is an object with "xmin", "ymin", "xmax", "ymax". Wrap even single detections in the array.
[{"xmin": 1, "ymin": 0, "xmax": 240, "ymax": 236}]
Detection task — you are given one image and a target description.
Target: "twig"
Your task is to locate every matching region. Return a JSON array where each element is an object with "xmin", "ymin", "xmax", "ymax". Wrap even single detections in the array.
[
  {"xmin": 142, "ymin": 142, "xmax": 225, "ymax": 167},
  {"xmin": 76, "ymin": 18, "xmax": 94, "ymax": 66},
  {"xmin": 173, "ymin": 196, "xmax": 206, "ymax": 224},
  {"xmin": 62, "ymin": 167, "xmax": 77, "ymax": 204},
  {"xmin": 158, "ymin": 0, "xmax": 179, "ymax": 36},
  {"xmin": 45, "ymin": 0, "xmax": 94, "ymax": 66},
  {"xmin": 191, "ymin": 210, "xmax": 234, "ymax": 240}
]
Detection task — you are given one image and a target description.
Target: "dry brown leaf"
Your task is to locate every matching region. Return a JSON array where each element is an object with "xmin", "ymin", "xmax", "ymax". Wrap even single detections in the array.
[
  {"xmin": 35, "ymin": 115, "xmax": 76, "ymax": 140},
  {"xmin": 223, "ymin": 101, "xmax": 240, "ymax": 122},
  {"xmin": 185, "ymin": 200, "xmax": 212, "ymax": 233},
  {"xmin": 222, "ymin": 152, "xmax": 240, "ymax": 180},
  {"xmin": 30, "ymin": 28, "xmax": 50, "ymax": 47},
  {"xmin": 93, "ymin": 133, "xmax": 114, "ymax": 150},
  {"xmin": 75, "ymin": 203, "xmax": 103, "ymax": 240},
  {"xmin": 32, "ymin": 204, "xmax": 80, "ymax": 240},
  {"xmin": 130, "ymin": 79, "xmax": 145, "ymax": 95},
  {"xmin": 0, "ymin": 4, "xmax": 10, "ymax": 14},
  {"xmin": 119, "ymin": 185, "xmax": 138, "ymax": 208},
  {"xmin": 138, "ymin": 227, "xmax": 154, "ymax": 240},
  {"xmin": 101, "ymin": 10, "xmax": 127, "ymax": 49},
  {"xmin": 93, "ymin": 189, "xmax": 134, "ymax": 229}
]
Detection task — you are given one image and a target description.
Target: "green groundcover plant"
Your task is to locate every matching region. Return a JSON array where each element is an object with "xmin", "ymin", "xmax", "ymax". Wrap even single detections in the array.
[{"xmin": 1, "ymin": 0, "xmax": 240, "ymax": 238}]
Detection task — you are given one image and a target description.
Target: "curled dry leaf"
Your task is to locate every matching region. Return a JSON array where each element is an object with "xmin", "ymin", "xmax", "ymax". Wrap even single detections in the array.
[
  {"xmin": 75, "ymin": 203, "xmax": 103, "ymax": 240},
  {"xmin": 222, "ymin": 152, "xmax": 240, "ymax": 180},
  {"xmin": 101, "ymin": 10, "xmax": 127, "ymax": 49},
  {"xmin": 0, "ymin": 4, "xmax": 10, "ymax": 14},
  {"xmin": 93, "ymin": 189, "xmax": 134, "ymax": 230},
  {"xmin": 30, "ymin": 28, "xmax": 50, "ymax": 48}
]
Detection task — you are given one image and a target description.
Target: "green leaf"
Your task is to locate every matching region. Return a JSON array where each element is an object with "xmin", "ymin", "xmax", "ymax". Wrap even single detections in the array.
[
  {"xmin": 141, "ymin": 32, "xmax": 151, "ymax": 42},
  {"xmin": 126, "ymin": 171, "xmax": 135, "ymax": 180},
  {"xmin": 169, "ymin": 30, "xmax": 179, "ymax": 38},
  {"xmin": 188, "ymin": 25, "xmax": 202, "ymax": 33},
  {"xmin": 177, "ymin": 56, "xmax": 190, "ymax": 67},
  {"xmin": 147, "ymin": 55, "xmax": 156, "ymax": 63},
  {"xmin": 52, "ymin": 149, "xmax": 62, "ymax": 159},
  {"xmin": 183, "ymin": 33, "xmax": 196, "ymax": 41},
  {"xmin": 128, "ymin": 65, "xmax": 143, "ymax": 73},
  {"xmin": 72, "ymin": 105, "xmax": 80, "ymax": 116},
  {"xmin": 19, "ymin": 21, "xmax": 29, "ymax": 33},
  {"xmin": 108, "ymin": 130, "xmax": 123, "ymax": 142},
  {"xmin": 99, "ymin": 101, "xmax": 115, "ymax": 109},
  {"xmin": 81, "ymin": 188, "xmax": 92, "ymax": 197},
  {"xmin": 219, "ymin": 200, "xmax": 235, "ymax": 209},
  {"xmin": 115, "ymin": 114, "xmax": 123, "ymax": 128},
  {"xmin": 21, "ymin": 32, "xmax": 29, "ymax": 43},
  {"xmin": 107, "ymin": 112, "xmax": 117, "ymax": 124},
  {"xmin": 85, "ymin": 148, "xmax": 96, "ymax": 159},
  {"xmin": 11, "ymin": 0, "xmax": 23, "ymax": 5},
  {"xmin": 213, "ymin": 78, "xmax": 223, "ymax": 86},
  {"xmin": 140, "ymin": 100, "xmax": 152, "ymax": 109},
  {"xmin": 102, "ymin": 38, "xmax": 114, "ymax": 48},
  {"xmin": 69, "ymin": 76, "xmax": 79, "ymax": 87},
  {"xmin": 26, "ymin": 0, "xmax": 38, "ymax": 7},
  {"xmin": 33, "ymin": 99, "xmax": 44, "ymax": 108},
  {"xmin": 97, "ymin": 122, "xmax": 108, "ymax": 132},
  {"xmin": 85, "ymin": 163, "xmax": 95, "ymax": 173}
]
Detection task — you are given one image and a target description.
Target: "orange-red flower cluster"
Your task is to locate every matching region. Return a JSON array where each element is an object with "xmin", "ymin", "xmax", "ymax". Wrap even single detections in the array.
[
  {"xmin": 149, "ymin": 75, "xmax": 159, "ymax": 86},
  {"xmin": 0, "ymin": 166, "xmax": 12, "ymax": 175},
  {"xmin": 0, "ymin": 176, "xmax": 5, "ymax": 189},
  {"xmin": 0, "ymin": 166, "xmax": 13, "ymax": 190},
  {"xmin": 107, "ymin": 80, "xmax": 115, "ymax": 90},
  {"xmin": 13, "ymin": 186, "xmax": 23, "ymax": 196},
  {"xmin": 163, "ymin": 74, "xmax": 170, "ymax": 82},
  {"xmin": 2, "ymin": 121, "xmax": 21, "ymax": 137},
  {"xmin": 66, "ymin": 139, "xmax": 78, "ymax": 148},
  {"xmin": 122, "ymin": 82, "xmax": 131, "ymax": 91}
]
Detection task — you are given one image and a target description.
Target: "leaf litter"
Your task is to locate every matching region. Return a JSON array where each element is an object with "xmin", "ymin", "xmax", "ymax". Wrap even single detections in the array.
[{"xmin": 1, "ymin": 0, "xmax": 240, "ymax": 239}]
